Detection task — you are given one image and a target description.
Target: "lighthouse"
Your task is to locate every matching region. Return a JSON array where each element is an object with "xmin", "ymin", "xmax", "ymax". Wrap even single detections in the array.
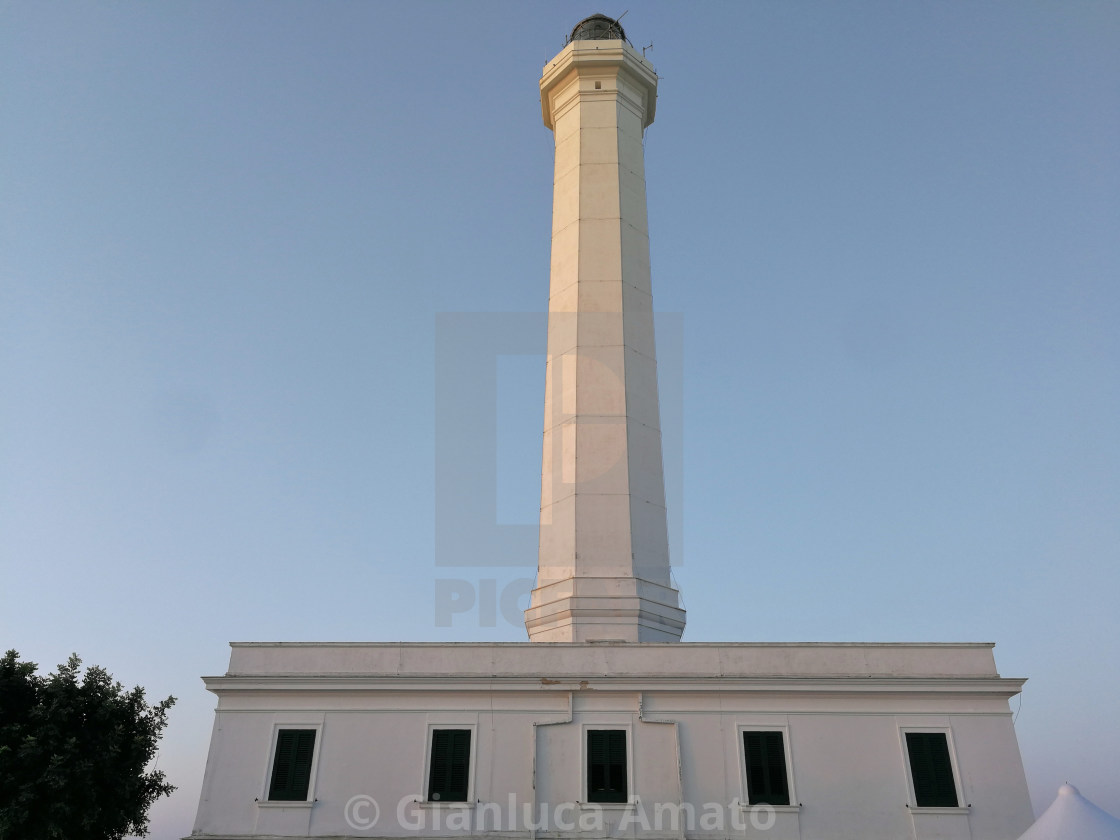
[
  {"xmin": 526, "ymin": 15, "xmax": 686, "ymax": 642},
  {"xmin": 189, "ymin": 18, "xmax": 1035, "ymax": 840}
]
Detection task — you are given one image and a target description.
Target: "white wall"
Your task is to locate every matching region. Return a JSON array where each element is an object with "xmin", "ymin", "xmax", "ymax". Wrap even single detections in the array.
[{"xmin": 191, "ymin": 643, "xmax": 1034, "ymax": 840}]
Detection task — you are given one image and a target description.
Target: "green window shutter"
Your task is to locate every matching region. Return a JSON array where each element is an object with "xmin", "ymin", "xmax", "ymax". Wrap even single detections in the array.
[
  {"xmin": 587, "ymin": 730, "xmax": 627, "ymax": 803},
  {"xmin": 268, "ymin": 729, "xmax": 316, "ymax": 801},
  {"xmin": 906, "ymin": 732, "xmax": 959, "ymax": 807},
  {"xmin": 429, "ymin": 729, "xmax": 471, "ymax": 801},
  {"xmin": 744, "ymin": 731, "xmax": 790, "ymax": 806}
]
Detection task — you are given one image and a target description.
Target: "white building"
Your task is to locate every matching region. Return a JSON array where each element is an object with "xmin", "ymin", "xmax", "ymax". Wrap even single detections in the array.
[{"xmin": 189, "ymin": 16, "xmax": 1034, "ymax": 840}]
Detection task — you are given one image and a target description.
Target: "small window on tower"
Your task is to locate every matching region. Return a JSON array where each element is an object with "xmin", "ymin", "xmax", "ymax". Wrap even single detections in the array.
[
  {"xmin": 743, "ymin": 731, "xmax": 790, "ymax": 806},
  {"xmin": 905, "ymin": 732, "xmax": 959, "ymax": 807},
  {"xmin": 267, "ymin": 729, "xmax": 316, "ymax": 801},
  {"xmin": 428, "ymin": 729, "xmax": 471, "ymax": 802},
  {"xmin": 595, "ymin": 80, "xmax": 602, "ymax": 89},
  {"xmin": 587, "ymin": 729, "xmax": 628, "ymax": 803}
]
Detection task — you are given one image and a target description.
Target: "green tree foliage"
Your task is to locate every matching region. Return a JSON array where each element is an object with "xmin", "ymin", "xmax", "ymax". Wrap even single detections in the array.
[{"xmin": 0, "ymin": 650, "xmax": 175, "ymax": 840}]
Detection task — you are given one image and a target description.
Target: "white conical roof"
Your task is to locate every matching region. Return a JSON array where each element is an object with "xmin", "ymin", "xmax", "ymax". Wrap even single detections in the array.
[{"xmin": 1017, "ymin": 784, "xmax": 1120, "ymax": 840}]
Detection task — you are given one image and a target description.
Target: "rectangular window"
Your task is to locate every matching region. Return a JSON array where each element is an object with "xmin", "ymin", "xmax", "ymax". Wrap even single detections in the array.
[
  {"xmin": 428, "ymin": 729, "xmax": 471, "ymax": 802},
  {"xmin": 905, "ymin": 732, "xmax": 959, "ymax": 807},
  {"xmin": 587, "ymin": 729, "xmax": 628, "ymax": 803},
  {"xmin": 268, "ymin": 729, "xmax": 316, "ymax": 801},
  {"xmin": 743, "ymin": 731, "xmax": 790, "ymax": 806}
]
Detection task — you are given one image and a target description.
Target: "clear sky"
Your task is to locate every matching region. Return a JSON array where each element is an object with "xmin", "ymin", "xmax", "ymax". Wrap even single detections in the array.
[{"xmin": 2, "ymin": 2, "xmax": 1117, "ymax": 837}]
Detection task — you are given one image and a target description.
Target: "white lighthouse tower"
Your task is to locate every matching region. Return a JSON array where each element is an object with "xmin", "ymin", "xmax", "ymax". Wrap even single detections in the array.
[{"xmin": 526, "ymin": 14, "xmax": 685, "ymax": 643}]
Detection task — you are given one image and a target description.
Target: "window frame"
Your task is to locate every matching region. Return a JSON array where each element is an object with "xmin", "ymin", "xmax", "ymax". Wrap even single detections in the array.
[
  {"xmin": 423, "ymin": 721, "xmax": 478, "ymax": 804},
  {"xmin": 581, "ymin": 723, "xmax": 634, "ymax": 806},
  {"xmin": 900, "ymin": 727, "xmax": 963, "ymax": 810},
  {"xmin": 261, "ymin": 722, "xmax": 323, "ymax": 805},
  {"xmin": 736, "ymin": 723, "xmax": 796, "ymax": 808}
]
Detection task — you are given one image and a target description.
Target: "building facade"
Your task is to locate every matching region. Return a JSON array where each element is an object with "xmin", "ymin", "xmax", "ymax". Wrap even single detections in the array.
[{"xmin": 191, "ymin": 642, "xmax": 1032, "ymax": 840}]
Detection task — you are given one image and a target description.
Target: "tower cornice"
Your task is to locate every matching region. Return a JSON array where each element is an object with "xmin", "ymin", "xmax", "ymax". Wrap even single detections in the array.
[{"xmin": 540, "ymin": 40, "xmax": 658, "ymax": 130}]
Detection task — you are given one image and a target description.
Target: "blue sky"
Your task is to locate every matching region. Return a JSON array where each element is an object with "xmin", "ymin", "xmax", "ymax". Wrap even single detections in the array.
[{"xmin": 2, "ymin": 2, "xmax": 1117, "ymax": 836}]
